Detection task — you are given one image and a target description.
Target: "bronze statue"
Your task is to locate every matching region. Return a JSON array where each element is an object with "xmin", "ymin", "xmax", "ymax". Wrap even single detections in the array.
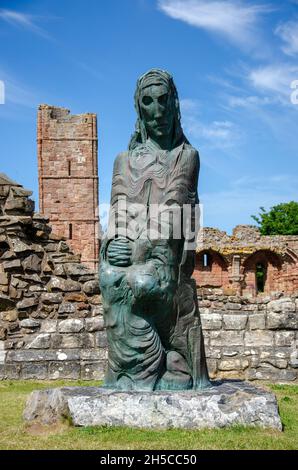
[{"xmin": 99, "ymin": 69, "xmax": 210, "ymax": 391}]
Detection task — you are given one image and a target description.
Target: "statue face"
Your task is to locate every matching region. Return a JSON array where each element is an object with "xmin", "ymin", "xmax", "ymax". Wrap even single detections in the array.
[{"xmin": 140, "ymin": 84, "xmax": 174, "ymax": 142}]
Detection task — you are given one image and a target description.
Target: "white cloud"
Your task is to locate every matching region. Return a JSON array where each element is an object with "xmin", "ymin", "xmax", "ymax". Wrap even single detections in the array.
[
  {"xmin": 0, "ymin": 9, "xmax": 50, "ymax": 38},
  {"xmin": 249, "ymin": 64, "xmax": 298, "ymax": 97},
  {"xmin": 0, "ymin": 70, "xmax": 37, "ymax": 108},
  {"xmin": 181, "ymin": 98, "xmax": 240, "ymax": 148},
  {"xmin": 275, "ymin": 21, "xmax": 298, "ymax": 56},
  {"xmin": 180, "ymin": 98, "xmax": 200, "ymax": 113},
  {"xmin": 227, "ymin": 94, "xmax": 276, "ymax": 108},
  {"xmin": 158, "ymin": 0, "xmax": 271, "ymax": 48}
]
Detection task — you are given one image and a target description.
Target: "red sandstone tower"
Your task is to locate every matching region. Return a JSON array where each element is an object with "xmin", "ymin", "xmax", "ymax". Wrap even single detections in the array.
[{"xmin": 37, "ymin": 104, "xmax": 99, "ymax": 270}]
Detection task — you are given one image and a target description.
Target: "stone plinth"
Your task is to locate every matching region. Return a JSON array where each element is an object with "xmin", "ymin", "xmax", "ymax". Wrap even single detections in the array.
[{"xmin": 23, "ymin": 381, "xmax": 282, "ymax": 430}]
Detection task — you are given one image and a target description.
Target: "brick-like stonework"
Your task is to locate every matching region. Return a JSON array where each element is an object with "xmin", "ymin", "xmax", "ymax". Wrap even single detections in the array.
[
  {"xmin": 37, "ymin": 105, "xmax": 99, "ymax": 270},
  {"xmin": 194, "ymin": 226, "xmax": 298, "ymax": 296}
]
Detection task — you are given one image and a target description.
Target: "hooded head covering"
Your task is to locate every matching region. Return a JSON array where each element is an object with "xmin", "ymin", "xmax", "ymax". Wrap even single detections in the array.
[{"xmin": 128, "ymin": 69, "xmax": 189, "ymax": 150}]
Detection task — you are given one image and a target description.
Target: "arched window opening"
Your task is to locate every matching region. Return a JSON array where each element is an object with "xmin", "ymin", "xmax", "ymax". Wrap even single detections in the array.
[
  {"xmin": 256, "ymin": 263, "xmax": 267, "ymax": 293},
  {"xmin": 69, "ymin": 223, "xmax": 73, "ymax": 240},
  {"xmin": 202, "ymin": 252, "xmax": 212, "ymax": 269}
]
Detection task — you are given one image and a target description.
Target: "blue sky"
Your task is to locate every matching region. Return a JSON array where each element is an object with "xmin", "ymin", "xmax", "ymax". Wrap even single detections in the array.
[{"xmin": 0, "ymin": 0, "xmax": 297, "ymax": 233}]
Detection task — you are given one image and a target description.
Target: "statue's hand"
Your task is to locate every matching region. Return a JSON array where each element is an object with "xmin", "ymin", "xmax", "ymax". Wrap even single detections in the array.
[{"xmin": 107, "ymin": 238, "xmax": 132, "ymax": 267}]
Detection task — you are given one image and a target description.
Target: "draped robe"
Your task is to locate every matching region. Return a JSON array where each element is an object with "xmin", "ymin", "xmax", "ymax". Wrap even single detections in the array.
[{"xmin": 99, "ymin": 139, "xmax": 209, "ymax": 391}]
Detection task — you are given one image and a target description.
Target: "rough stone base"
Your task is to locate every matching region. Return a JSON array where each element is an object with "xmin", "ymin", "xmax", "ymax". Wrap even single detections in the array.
[{"xmin": 23, "ymin": 381, "xmax": 282, "ymax": 430}]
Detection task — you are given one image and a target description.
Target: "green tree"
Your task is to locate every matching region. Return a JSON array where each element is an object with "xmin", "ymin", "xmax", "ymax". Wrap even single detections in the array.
[{"xmin": 251, "ymin": 201, "xmax": 298, "ymax": 235}]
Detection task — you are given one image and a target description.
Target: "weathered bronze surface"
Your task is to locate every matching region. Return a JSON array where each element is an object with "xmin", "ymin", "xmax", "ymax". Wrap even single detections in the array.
[{"xmin": 99, "ymin": 69, "xmax": 210, "ymax": 391}]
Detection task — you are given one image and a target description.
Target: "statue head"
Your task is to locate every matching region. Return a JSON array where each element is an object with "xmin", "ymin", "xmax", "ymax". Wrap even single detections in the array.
[{"xmin": 129, "ymin": 69, "xmax": 188, "ymax": 151}]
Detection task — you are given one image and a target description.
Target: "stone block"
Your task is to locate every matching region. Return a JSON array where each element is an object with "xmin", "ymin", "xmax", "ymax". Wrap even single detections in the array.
[
  {"xmin": 20, "ymin": 319, "xmax": 40, "ymax": 329},
  {"xmin": 200, "ymin": 313, "xmax": 222, "ymax": 330},
  {"xmin": 40, "ymin": 292, "xmax": 63, "ymax": 304},
  {"xmin": 214, "ymin": 331, "xmax": 244, "ymax": 347},
  {"xmin": 51, "ymin": 334, "xmax": 81, "ymax": 349},
  {"xmin": 247, "ymin": 366, "xmax": 297, "ymax": 382},
  {"xmin": 260, "ymin": 359, "xmax": 288, "ymax": 369},
  {"xmin": 249, "ymin": 314, "xmax": 266, "ymax": 330},
  {"xmin": 94, "ymin": 331, "xmax": 108, "ymax": 348},
  {"xmin": 22, "ymin": 254, "xmax": 42, "ymax": 272},
  {"xmin": 6, "ymin": 348, "xmax": 80, "ymax": 362},
  {"xmin": 223, "ymin": 314, "xmax": 247, "ymax": 330},
  {"xmin": 64, "ymin": 293, "xmax": 87, "ymax": 303},
  {"xmin": 0, "ymin": 294, "xmax": 16, "ymax": 311},
  {"xmin": 91, "ymin": 305, "xmax": 102, "ymax": 317},
  {"xmin": 245, "ymin": 331, "xmax": 274, "ymax": 347},
  {"xmin": 81, "ymin": 362, "xmax": 106, "ymax": 380},
  {"xmin": 54, "ymin": 350, "xmax": 81, "ymax": 361},
  {"xmin": 274, "ymin": 347, "xmax": 292, "ymax": 359},
  {"xmin": 53, "ymin": 264, "xmax": 65, "ymax": 276},
  {"xmin": 198, "ymin": 300, "xmax": 211, "ymax": 308},
  {"xmin": 2, "ymin": 259, "xmax": 22, "ymax": 271},
  {"xmin": 40, "ymin": 320, "xmax": 57, "ymax": 333},
  {"xmin": 206, "ymin": 359, "xmax": 217, "ymax": 378},
  {"xmin": 83, "ymin": 280, "xmax": 100, "ymax": 295},
  {"xmin": 289, "ymin": 350, "xmax": 298, "ymax": 368},
  {"xmin": 80, "ymin": 349, "xmax": 107, "ymax": 361},
  {"xmin": 21, "ymin": 363, "xmax": 48, "ymax": 380},
  {"xmin": 58, "ymin": 303, "xmax": 76, "ymax": 315},
  {"xmin": 49, "ymin": 361, "xmax": 80, "ymax": 380},
  {"xmin": 225, "ymin": 303, "xmax": 242, "ymax": 310},
  {"xmin": 17, "ymin": 297, "xmax": 39, "ymax": 310},
  {"xmin": 29, "ymin": 285, "xmax": 46, "ymax": 293},
  {"xmin": 267, "ymin": 312, "xmax": 298, "ymax": 330},
  {"xmin": 23, "ymin": 382, "xmax": 282, "ymax": 430},
  {"xmin": 218, "ymin": 359, "xmax": 242, "ymax": 371},
  {"xmin": 0, "ymin": 273, "xmax": 8, "ymax": 285},
  {"xmin": 85, "ymin": 317, "xmax": 105, "ymax": 332},
  {"xmin": 58, "ymin": 319, "xmax": 84, "ymax": 333},
  {"xmin": 4, "ymin": 363, "xmax": 20, "ymax": 379},
  {"xmin": 47, "ymin": 277, "xmax": 81, "ymax": 292},
  {"xmin": 0, "ymin": 310, "xmax": 18, "ymax": 322},
  {"xmin": 25, "ymin": 333, "xmax": 51, "ymax": 349},
  {"xmin": 275, "ymin": 331, "xmax": 295, "ymax": 347},
  {"xmin": 0, "ymin": 284, "xmax": 9, "ymax": 294},
  {"xmin": 0, "ymin": 350, "xmax": 7, "ymax": 364},
  {"xmin": 268, "ymin": 299, "xmax": 295, "ymax": 313},
  {"xmin": 80, "ymin": 333, "xmax": 95, "ymax": 348},
  {"xmin": 64, "ymin": 263, "xmax": 90, "ymax": 277},
  {"xmin": 89, "ymin": 295, "xmax": 101, "ymax": 305},
  {"xmin": 204, "ymin": 347, "xmax": 221, "ymax": 359}
]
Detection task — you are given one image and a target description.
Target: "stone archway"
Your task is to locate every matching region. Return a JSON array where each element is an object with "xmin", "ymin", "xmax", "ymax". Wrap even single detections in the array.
[{"xmin": 243, "ymin": 250, "xmax": 282, "ymax": 296}]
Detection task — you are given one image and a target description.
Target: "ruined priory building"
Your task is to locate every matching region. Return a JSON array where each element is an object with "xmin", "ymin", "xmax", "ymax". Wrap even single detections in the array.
[
  {"xmin": 0, "ymin": 174, "xmax": 297, "ymax": 382},
  {"xmin": 37, "ymin": 105, "xmax": 99, "ymax": 271},
  {"xmin": 194, "ymin": 225, "xmax": 298, "ymax": 297}
]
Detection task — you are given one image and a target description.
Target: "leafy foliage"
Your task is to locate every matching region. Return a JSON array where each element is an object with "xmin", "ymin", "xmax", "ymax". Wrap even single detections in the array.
[{"xmin": 251, "ymin": 202, "xmax": 298, "ymax": 235}]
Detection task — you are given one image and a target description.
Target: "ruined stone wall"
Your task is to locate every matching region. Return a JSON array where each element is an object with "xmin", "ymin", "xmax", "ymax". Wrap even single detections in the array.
[
  {"xmin": 199, "ymin": 290, "xmax": 298, "ymax": 382},
  {"xmin": 0, "ymin": 175, "xmax": 297, "ymax": 382},
  {"xmin": 37, "ymin": 105, "xmax": 99, "ymax": 270},
  {"xmin": 0, "ymin": 174, "xmax": 105, "ymax": 380},
  {"xmin": 195, "ymin": 226, "xmax": 298, "ymax": 296}
]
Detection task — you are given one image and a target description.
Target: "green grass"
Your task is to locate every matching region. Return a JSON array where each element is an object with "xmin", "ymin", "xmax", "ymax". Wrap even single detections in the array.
[{"xmin": 0, "ymin": 380, "xmax": 297, "ymax": 450}]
